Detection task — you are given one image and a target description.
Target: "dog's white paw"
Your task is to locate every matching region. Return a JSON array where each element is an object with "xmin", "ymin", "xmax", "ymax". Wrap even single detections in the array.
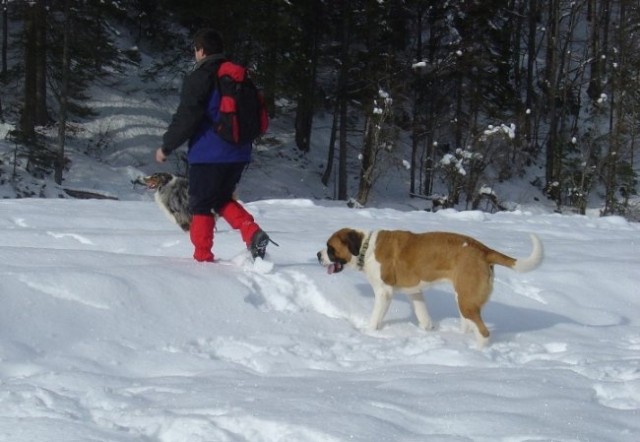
[
  {"xmin": 460, "ymin": 317, "xmax": 474, "ymax": 334},
  {"xmin": 475, "ymin": 335, "xmax": 490, "ymax": 349}
]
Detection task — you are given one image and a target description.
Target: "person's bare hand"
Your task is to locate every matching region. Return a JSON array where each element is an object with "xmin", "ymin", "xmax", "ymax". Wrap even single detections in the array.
[{"xmin": 155, "ymin": 148, "xmax": 167, "ymax": 163}]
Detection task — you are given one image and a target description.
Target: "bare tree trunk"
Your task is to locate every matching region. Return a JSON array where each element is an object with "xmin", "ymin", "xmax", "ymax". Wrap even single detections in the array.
[
  {"xmin": 409, "ymin": 4, "xmax": 426, "ymax": 196},
  {"xmin": 602, "ymin": 80, "xmax": 617, "ymax": 215},
  {"xmin": 55, "ymin": 0, "xmax": 71, "ymax": 185},
  {"xmin": 259, "ymin": 4, "xmax": 279, "ymax": 118},
  {"xmin": 2, "ymin": 0, "xmax": 7, "ymax": 79},
  {"xmin": 618, "ymin": 0, "xmax": 638, "ymax": 214},
  {"xmin": 34, "ymin": 0, "xmax": 48, "ymax": 125},
  {"xmin": 409, "ymin": 116, "xmax": 419, "ymax": 195},
  {"xmin": 321, "ymin": 99, "xmax": 339, "ymax": 187},
  {"xmin": 294, "ymin": 97, "xmax": 314, "ymax": 152},
  {"xmin": 22, "ymin": 2, "xmax": 37, "ymax": 140},
  {"xmin": 356, "ymin": 115, "xmax": 374, "ymax": 205},
  {"xmin": 423, "ymin": 133, "xmax": 435, "ymax": 196},
  {"xmin": 544, "ymin": 0, "xmax": 561, "ymax": 205},
  {"xmin": 338, "ymin": 92, "xmax": 348, "ymax": 201},
  {"xmin": 524, "ymin": 0, "xmax": 539, "ymax": 153},
  {"xmin": 601, "ymin": 0, "xmax": 620, "ymax": 216},
  {"xmin": 453, "ymin": 73, "xmax": 463, "ymax": 150},
  {"xmin": 294, "ymin": 0, "xmax": 321, "ymax": 152},
  {"xmin": 22, "ymin": 0, "xmax": 49, "ymax": 140},
  {"xmin": 0, "ymin": 0, "xmax": 4, "ymax": 120},
  {"xmin": 336, "ymin": 3, "xmax": 350, "ymax": 201},
  {"xmin": 587, "ymin": 0, "xmax": 602, "ymax": 100}
]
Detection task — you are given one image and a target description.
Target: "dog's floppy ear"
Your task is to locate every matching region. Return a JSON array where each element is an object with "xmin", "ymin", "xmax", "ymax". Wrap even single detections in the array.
[{"xmin": 345, "ymin": 230, "xmax": 363, "ymax": 257}]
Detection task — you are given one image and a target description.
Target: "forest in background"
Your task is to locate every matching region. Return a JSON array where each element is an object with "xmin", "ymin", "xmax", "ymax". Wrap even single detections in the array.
[{"xmin": 1, "ymin": 0, "xmax": 639, "ymax": 218}]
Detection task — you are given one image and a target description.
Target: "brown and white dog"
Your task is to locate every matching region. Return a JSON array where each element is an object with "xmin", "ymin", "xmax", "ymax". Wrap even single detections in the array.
[{"xmin": 317, "ymin": 229, "xmax": 543, "ymax": 348}]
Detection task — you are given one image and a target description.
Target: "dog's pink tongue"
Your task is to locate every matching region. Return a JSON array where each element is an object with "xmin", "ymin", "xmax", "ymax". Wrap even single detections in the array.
[{"xmin": 327, "ymin": 264, "xmax": 337, "ymax": 275}]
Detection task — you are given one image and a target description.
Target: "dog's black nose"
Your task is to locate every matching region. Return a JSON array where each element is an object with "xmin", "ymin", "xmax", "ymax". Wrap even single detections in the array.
[{"xmin": 316, "ymin": 251, "xmax": 322, "ymax": 263}]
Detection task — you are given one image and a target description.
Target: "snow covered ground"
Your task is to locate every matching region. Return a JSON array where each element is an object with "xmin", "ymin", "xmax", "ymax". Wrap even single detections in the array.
[{"xmin": 1, "ymin": 197, "xmax": 638, "ymax": 441}]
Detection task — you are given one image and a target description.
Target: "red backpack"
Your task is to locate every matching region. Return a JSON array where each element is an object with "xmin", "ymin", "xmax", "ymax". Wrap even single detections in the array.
[{"xmin": 214, "ymin": 61, "xmax": 269, "ymax": 144}]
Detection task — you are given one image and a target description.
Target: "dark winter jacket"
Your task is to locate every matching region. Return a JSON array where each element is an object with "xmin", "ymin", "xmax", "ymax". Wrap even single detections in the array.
[{"xmin": 161, "ymin": 54, "xmax": 252, "ymax": 164}]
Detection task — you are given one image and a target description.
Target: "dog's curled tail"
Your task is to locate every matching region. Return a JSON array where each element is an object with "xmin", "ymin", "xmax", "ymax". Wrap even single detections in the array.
[{"xmin": 512, "ymin": 233, "xmax": 543, "ymax": 273}]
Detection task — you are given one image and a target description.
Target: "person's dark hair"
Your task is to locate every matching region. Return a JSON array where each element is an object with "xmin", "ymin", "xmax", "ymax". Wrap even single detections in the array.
[{"xmin": 193, "ymin": 28, "xmax": 224, "ymax": 55}]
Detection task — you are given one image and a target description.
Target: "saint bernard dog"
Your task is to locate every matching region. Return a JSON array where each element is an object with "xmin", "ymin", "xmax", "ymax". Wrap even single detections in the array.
[{"xmin": 317, "ymin": 228, "xmax": 543, "ymax": 348}]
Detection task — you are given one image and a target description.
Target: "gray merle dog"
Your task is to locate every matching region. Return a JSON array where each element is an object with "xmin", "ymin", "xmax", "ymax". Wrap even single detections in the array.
[{"xmin": 135, "ymin": 173, "xmax": 191, "ymax": 231}]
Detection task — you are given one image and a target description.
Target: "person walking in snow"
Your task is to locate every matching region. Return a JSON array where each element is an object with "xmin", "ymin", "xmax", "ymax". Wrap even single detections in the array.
[{"xmin": 156, "ymin": 28, "xmax": 271, "ymax": 262}]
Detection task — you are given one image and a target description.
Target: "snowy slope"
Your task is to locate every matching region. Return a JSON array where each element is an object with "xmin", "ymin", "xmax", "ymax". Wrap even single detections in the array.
[{"xmin": 1, "ymin": 198, "xmax": 638, "ymax": 441}]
